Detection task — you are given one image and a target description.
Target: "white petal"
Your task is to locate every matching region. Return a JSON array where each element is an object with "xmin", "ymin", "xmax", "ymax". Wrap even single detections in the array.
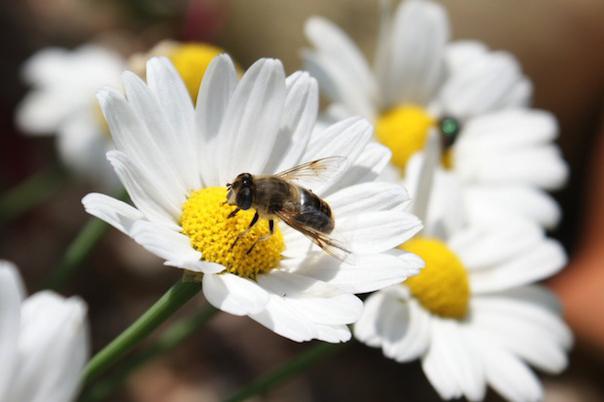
[
  {"xmin": 463, "ymin": 184, "xmax": 561, "ymax": 229},
  {"xmin": 379, "ymin": 0, "xmax": 448, "ymax": 107},
  {"xmin": 330, "ymin": 142, "xmax": 392, "ymax": 191},
  {"xmin": 449, "ymin": 220, "xmax": 543, "ymax": 270},
  {"xmin": 354, "ymin": 292, "xmax": 387, "ymax": 347},
  {"xmin": 421, "ymin": 321, "xmax": 462, "ymax": 400},
  {"xmin": 302, "ymin": 49, "xmax": 377, "ymax": 120},
  {"xmin": 97, "ymin": 88, "xmax": 187, "ymax": 199},
  {"xmin": 302, "ymin": 117, "xmax": 373, "ymax": 195},
  {"xmin": 327, "ymin": 181, "xmax": 410, "ymax": 217},
  {"xmin": 81, "ymin": 193, "xmax": 144, "ymax": 235},
  {"xmin": 0, "ymin": 261, "xmax": 24, "ymax": 399},
  {"xmin": 203, "ymin": 273, "xmax": 269, "ymax": 316},
  {"xmin": 295, "ymin": 251, "xmax": 423, "ymax": 294},
  {"xmin": 473, "ymin": 333, "xmax": 543, "ymax": 402},
  {"xmin": 249, "ymin": 296, "xmax": 316, "ymax": 342},
  {"xmin": 438, "ymin": 51, "xmax": 523, "ymax": 118},
  {"xmin": 195, "ymin": 54, "xmax": 238, "ymax": 187},
  {"xmin": 106, "ymin": 151, "xmax": 181, "ymax": 226},
  {"xmin": 265, "ymin": 72, "xmax": 318, "ymax": 174},
  {"xmin": 129, "ymin": 220, "xmax": 223, "ymax": 274},
  {"xmin": 216, "ymin": 58, "xmax": 286, "ymax": 185},
  {"xmin": 470, "ymin": 239, "xmax": 566, "ymax": 293},
  {"xmin": 146, "ymin": 58, "xmax": 200, "ymax": 190},
  {"xmin": 257, "ymin": 271, "xmax": 362, "ymax": 325},
  {"xmin": 336, "ymin": 209, "xmax": 422, "ymax": 254},
  {"xmin": 313, "ymin": 324, "xmax": 351, "ymax": 343},
  {"xmin": 305, "ymin": 17, "xmax": 377, "ymax": 105},
  {"xmin": 422, "ymin": 320, "xmax": 485, "ymax": 401},
  {"xmin": 9, "ymin": 292, "xmax": 89, "ymax": 402},
  {"xmin": 57, "ymin": 110, "xmax": 118, "ymax": 190},
  {"xmin": 384, "ymin": 297, "xmax": 432, "ymax": 362},
  {"xmin": 457, "ymin": 109, "xmax": 558, "ymax": 150}
]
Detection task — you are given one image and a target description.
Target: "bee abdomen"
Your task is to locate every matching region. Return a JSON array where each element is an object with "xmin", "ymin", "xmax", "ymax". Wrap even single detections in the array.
[{"xmin": 296, "ymin": 188, "xmax": 335, "ymax": 234}]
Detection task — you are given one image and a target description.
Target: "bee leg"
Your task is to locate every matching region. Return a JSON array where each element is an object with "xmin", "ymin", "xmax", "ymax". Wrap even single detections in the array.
[
  {"xmin": 227, "ymin": 207, "xmax": 240, "ymax": 219},
  {"xmin": 231, "ymin": 212, "xmax": 259, "ymax": 249},
  {"xmin": 246, "ymin": 219, "xmax": 274, "ymax": 254}
]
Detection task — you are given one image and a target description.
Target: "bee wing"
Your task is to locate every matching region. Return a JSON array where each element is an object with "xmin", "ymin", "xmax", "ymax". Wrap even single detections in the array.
[
  {"xmin": 275, "ymin": 156, "xmax": 346, "ymax": 186},
  {"xmin": 275, "ymin": 210, "xmax": 352, "ymax": 263}
]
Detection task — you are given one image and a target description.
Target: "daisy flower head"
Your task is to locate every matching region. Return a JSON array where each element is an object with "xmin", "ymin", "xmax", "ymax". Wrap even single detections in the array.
[
  {"xmin": 82, "ymin": 54, "xmax": 424, "ymax": 342},
  {"xmin": 0, "ymin": 260, "xmax": 89, "ymax": 402},
  {"xmin": 354, "ymin": 135, "xmax": 572, "ymax": 402},
  {"xmin": 16, "ymin": 41, "xmax": 226, "ymax": 189},
  {"xmin": 302, "ymin": 0, "xmax": 568, "ymax": 228}
]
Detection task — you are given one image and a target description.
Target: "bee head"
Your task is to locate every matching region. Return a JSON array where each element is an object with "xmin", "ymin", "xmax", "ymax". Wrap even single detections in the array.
[{"xmin": 226, "ymin": 173, "xmax": 254, "ymax": 210}]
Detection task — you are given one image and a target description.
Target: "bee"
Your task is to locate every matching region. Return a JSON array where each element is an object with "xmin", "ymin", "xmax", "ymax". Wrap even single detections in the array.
[{"xmin": 225, "ymin": 156, "xmax": 350, "ymax": 260}]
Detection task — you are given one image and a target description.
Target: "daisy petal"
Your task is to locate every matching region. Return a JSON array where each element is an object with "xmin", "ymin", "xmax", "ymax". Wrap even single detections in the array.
[
  {"xmin": 470, "ymin": 239, "xmax": 566, "ymax": 293},
  {"xmin": 474, "ymin": 333, "xmax": 543, "ymax": 402},
  {"xmin": 195, "ymin": 54, "xmax": 238, "ymax": 187},
  {"xmin": 203, "ymin": 273, "xmax": 269, "ymax": 315},
  {"xmin": 295, "ymin": 251, "xmax": 423, "ymax": 294},
  {"xmin": 146, "ymin": 58, "xmax": 199, "ymax": 190},
  {"xmin": 216, "ymin": 58, "xmax": 286, "ymax": 185},
  {"xmin": 107, "ymin": 151, "xmax": 181, "ymax": 227},
  {"xmin": 331, "ymin": 142, "xmax": 392, "ymax": 191},
  {"xmin": 129, "ymin": 221, "xmax": 223, "ymax": 274},
  {"xmin": 384, "ymin": 298, "xmax": 432, "ymax": 363},
  {"xmin": 10, "ymin": 292, "xmax": 88, "ymax": 402},
  {"xmin": 266, "ymin": 72, "xmax": 318, "ymax": 173},
  {"xmin": 249, "ymin": 296, "xmax": 316, "ymax": 342},
  {"xmin": 0, "ymin": 261, "xmax": 24, "ymax": 398},
  {"xmin": 305, "ymin": 17, "xmax": 377, "ymax": 104},
  {"xmin": 354, "ymin": 291, "xmax": 388, "ymax": 347},
  {"xmin": 81, "ymin": 193, "xmax": 144, "ymax": 236},
  {"xmin": 302, "ymin": 49, "xmax": 377, "ymax": 120},
  {"xmin": 381, "ymin": 0, "xmax": 448, "ymax": 107},
  {"xmin": 327, "ymin": 181, "xmax": 410, "ymax": 217}
]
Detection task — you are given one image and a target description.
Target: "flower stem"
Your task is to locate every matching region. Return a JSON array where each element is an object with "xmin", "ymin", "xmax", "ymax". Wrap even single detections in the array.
[
  {"xmin": 44, "ymin": 218, "xmax": 109, "ymax": 290},
  {"xmin": 224, "ymin": 342, "xmax": 347, "ymax": 402},
  {"xmin": 79, "ymin": 304, "xmax": 218, "ymax": 402},
  {"xmin": 42, "ymin": 190, "xmax": 127, "ymax": 291},
  {"xmin": 82, "ymin": 278, "xmax": 203, "ymax": 386},
  {"xmin": 0, "ymin": 165, "xmax": 65, "ymax": 223}
]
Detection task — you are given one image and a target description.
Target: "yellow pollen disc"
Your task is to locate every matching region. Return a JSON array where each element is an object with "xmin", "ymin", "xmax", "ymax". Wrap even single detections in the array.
[
  {"xmin": 168, "ymin": 43, "xmax": 223, "ymax": 102},
  {"xmin": 180, "ymin": 187, "xmax": 284, "ymax": 279},
  {"xmin": 401, "ymin": 237, "xmax": 470, "ymax": 319},
  {"xmin": 375, "ymin": 105, "xmax": 435, "ymax": 171}
]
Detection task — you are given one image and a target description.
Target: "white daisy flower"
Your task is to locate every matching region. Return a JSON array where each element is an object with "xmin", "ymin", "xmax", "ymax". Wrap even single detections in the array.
[
  {"xmin": 82, "ymin": 54, "xmax": 423, "ymax": 343},
  {"xmin": 16, "ymin": 45, "xmax": 125, "ymax": 189},
  {"xmin": 302, "ymin": 0, "xmax": 568, "ymax": 228},
  {"xmin": 354, "ymin": 135, "xmax": 572, "ymax": 402},
  {"xmin": 16, "ymin": 41, "xmax": 225, "ymax": 189},
  {"xmin": 0, "ymin": 260, "xmax": 89, "ymax": 402}
]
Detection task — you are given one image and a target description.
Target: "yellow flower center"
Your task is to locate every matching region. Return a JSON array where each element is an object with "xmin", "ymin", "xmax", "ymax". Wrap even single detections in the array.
[
  {"xmin": 180, "ymin": 187, "xmax": 284, "ymax": 278},
  {"xmin": 401, "ymin": 237, "xmax": 470, "ymax": 319},
  {"xmin": 375, "ymin": 105, "xmax": 435, "ymax": 171},
  {"xmin": 168, "ymin": 43, "xmax": 223, "ymax": 102}
]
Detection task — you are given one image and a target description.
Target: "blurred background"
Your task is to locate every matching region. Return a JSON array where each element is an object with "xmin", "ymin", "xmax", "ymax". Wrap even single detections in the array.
[{"xmin": 1, "ymin": 0, "xmax": 603, "ymax": 401}]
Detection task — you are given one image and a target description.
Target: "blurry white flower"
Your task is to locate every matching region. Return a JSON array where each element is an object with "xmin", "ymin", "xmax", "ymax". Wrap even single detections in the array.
[
  {"xmin": 82, "ymin": 55, "xmax": 423, "ymax": 343},
  {"xmin": 17, "ymin": 45, "xmax": 125, "ymax": 189},
  {"xmin": 303, "ymin": 0, "xmax": 567, "ymax": 228},
  {"xmin": 16, "ymin": 41, "xmax": 225, "ymax": 190},
  {"xmin": 354, "ymin": 136, "xmax": 572, "ymax": 402},
  {"xmin": 0, "ymin": 260, "xmax": 89, "ymax": 402}
]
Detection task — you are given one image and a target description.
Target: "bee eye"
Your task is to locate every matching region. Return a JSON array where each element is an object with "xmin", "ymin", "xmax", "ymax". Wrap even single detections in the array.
[{"xmin": 226, "ymin": 183, "xmax": 231, "ymax": 188}]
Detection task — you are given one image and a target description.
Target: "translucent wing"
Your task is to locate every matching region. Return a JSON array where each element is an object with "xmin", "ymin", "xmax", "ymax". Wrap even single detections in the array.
[
  {"xmin": 275, "ymin": 209, "xmax": 352, "ymax": 263},
  {"xmin": 275, "ymin": 156, "xmax": 346, "ymax": 185}
]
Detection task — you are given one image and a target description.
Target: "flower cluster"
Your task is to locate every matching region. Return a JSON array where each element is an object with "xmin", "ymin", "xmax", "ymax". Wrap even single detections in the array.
[{"xmin": 10, "ymin": 0, "xmax": 572, "ymax": 401}]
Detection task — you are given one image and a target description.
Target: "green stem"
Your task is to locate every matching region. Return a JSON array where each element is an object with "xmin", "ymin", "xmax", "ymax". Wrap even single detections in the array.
[
  {"xmin": 79, "ymin": 304, "xmax": 218, "ymax": 402},
  {"xmin": 0, "ymin": 165, "xmax": 65, "ymax": 223},
  {"xmin": 82, "ymin": 278, "xmax": 203, "ymax": 386},
  {"xmin": 224, "ymin": 342, "xmax": 347, "ymax": 402},
  {"xmin": 44, "ymin": 218, "xmax": 109, "ymax": 291},
  {"xmin": 43, "ymin": 190, "xmax": 127, "ymax": 291}
]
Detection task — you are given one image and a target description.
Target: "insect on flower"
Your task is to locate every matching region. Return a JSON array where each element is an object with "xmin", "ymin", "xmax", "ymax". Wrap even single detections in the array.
[{"xmin": 226, "ymin": 156, "xmax": 351, "ymax": 260}]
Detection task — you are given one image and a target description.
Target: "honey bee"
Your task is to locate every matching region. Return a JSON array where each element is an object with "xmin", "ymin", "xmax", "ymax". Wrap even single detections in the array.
[{"xmin": 225, "ymin": 156, "xmax": 350, "ymax": 260}]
